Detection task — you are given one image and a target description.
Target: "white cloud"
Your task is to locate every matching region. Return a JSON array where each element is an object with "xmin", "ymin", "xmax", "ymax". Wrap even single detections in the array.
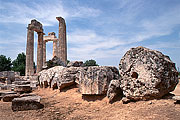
[
  {"xmin": 67, "ymin": 29, "xmax": 127, "ymax": 61},
  {"xmin": 0, "ymin": 0, "xmax": 101, "ymax": 26}
]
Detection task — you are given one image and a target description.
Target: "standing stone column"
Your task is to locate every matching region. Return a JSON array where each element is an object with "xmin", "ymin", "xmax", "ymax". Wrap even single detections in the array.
[
  {"xmin": 37, "ymin": 32, "xmax": 43, "ymax": 73},
  {"xmin": 56, "ymin": 17, "xmax": 67, "ymax": 65},
  {"xmin": 43, "ymin": 40, "xmax": 46, "ymax": 66},
  {"xmin": 26, "ymin": 28, "xmax": 34, "ymax": 76},
  {"xmin": 53, "ymin": 40, "xmax": 58, "ymax": 57}
]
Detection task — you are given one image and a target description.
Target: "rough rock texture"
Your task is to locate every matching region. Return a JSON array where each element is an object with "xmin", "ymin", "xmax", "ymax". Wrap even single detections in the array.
[
  {"xmin": 12, "ymin": 96, "xmax": 44, "ymax": 111},
  {"xmin": 0, "ymin": 71, "xmax": 20, "ymax": 84},
  {"xmin": 76, "ymin": 66, "xmax": 119, "ymax": 95},
  {"xmin": 119, "ymin": 46, "xmax": 179, "ymax": 101},
  {"xmin": 39, "ymin": 66, "xmax": 79, "ymax": 90},
  {"xmin": 172, "ymin": 96, "xmax": 180, "ymax": 103},
  {"xmin": 51, "ymin": 67, "xmax": 80, "ymax": 90},
  {"xmin": 45, "ymin": 56, "xmax": 65, "ymax": 69},
  {"xmin": 0, "ymin": 91, "xmax": 17, "ymax": 96},
  {"xmin": 67, "ymin": 61, "xmax": 84, "ymax": 67},
  {"xmin": 107, "ymin": 79, "xmax": 123, "ymax": 103},
  {"xmin": 2, "ymin": 94, "xmax": 20, "ymax": 102},
  {"xmin": 14, "ymin": 85, "xmax": 32, "ymax": 93},
  {"xmin": 122, "ymin": 97, "xmax": 131, "ymax": 104}
]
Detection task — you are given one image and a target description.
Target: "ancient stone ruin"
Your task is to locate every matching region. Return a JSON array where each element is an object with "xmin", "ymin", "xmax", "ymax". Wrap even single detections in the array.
[
  {"xmin": 25, "ymin": 17, "xmax": 67, "ymax": 76},
  {"xmin": 1, "ymin": 16, "xmax": 179, "ymax": 113},
  {"xmin": 56, "ymin": 17, "xmax": 67, "ymax": 66},
  {"xmin": 43, "ymin": 32, "xmax": 58, "ymax": 66},
  {"xmin": 26, "ymin": 19, "xmax": 44, "ymax": 76}
]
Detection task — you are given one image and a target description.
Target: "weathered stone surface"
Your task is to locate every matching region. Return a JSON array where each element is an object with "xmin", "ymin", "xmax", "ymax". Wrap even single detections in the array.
[
  {"xmin": 51, "ymin": 67, "xmax": 79, "ymax": 90},
  {"xmin": 172, "ymin": 95, "xmax": 180, "ymax": 100},
  {"xmin": 14, "ymin": 84, "xmax": 32, "ymax": 93},
  {"xmin": 119, "ymin": 46, "xmax": 179, "ymax": 101},
  {"xmin": 76, "ymin": 66, "xmax": 119, "ymax": 95},
  {"xmin": 20, "ymin": 93, "xmax": 36, "ymax": 97},
  {"xmin": 39, "ymin": 66, "xmax": 65, "ymax": 87},
  {"xmin": 0, "ymin": 91, "xmax": 17, "ymax": 96},
  {"xmin": 12, "ymin": 96, "xmax": 44, "ymax": 111},
  {"xmin": 2, "ymin": 94, "xmax": 20, "ymax": 102},
  {"xmin": 0, "ymin": 84, "xmax": 12, "ymax": 90},
  {"xmin": 39, "ymin": 66, "xmax": 79, "ymax": 90},
  {"xmin": 67, "ymin": 61, "xmax": 84, "ymax": 67},
  {"xmin": 107, "ymin": 79, "xmax": 123, "ymax": 103},
  {"xmin": 122, "ymin": 97, "xmax": 131, "ymax": 104},
  {"xmin": 26, "ymin": 19, "xmax": 43, "ymax": 76},
  {"xmin": 0, "ymin": 71, "xmax": 20, "ymax": 84},
  {"xmin": 13, "ymin": 81, "xmax": 30, "ymax": 85},
  {"xmin": 56, "ymin": 17, "xmax": 67, "ymax": 65}
]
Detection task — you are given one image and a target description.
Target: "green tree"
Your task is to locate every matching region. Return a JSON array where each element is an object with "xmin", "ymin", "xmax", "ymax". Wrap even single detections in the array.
[
  {"xmin": 84, "ymin": 59, "xmax": 99, "ymax": 66},
  {"xmin": 67, "ymin": 60, "xmax": 70, "ymax": 64},
  {"xmin": 0, "ymin": 55, "xmax": 12, "ymax": 71},
  {"xmin": 12, "ymin": 52, "xmax": 26, "ymax": 76}
]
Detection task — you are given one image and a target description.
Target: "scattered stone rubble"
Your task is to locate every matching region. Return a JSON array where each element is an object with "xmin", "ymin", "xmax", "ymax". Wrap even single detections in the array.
[
  {"xmin": 38, "ymin": 46, "xmax": 179, "ymax": 103},
  {"xmin": 0, "ymin": 46, "xmax": 179, "ymax": 112},
  {"xmin": 0, "ymin": 71, "xmax": 41, "ymax": 111},
  {"xmin": 0, "ymin": 71, "xmax": 20, "ymax": 85}
]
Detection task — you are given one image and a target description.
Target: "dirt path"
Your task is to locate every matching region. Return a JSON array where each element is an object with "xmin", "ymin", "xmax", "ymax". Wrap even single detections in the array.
[{"xmin": 0, "ymin": 83, "xmax": 180, "ymax": 120}]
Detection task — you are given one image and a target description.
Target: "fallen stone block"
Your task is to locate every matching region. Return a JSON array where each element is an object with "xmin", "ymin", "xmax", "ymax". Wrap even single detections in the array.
[
  {"xmin": 12, "ymin": 96, "xmax": 44, "ymax": 111},
  {"xmin": 20, "ymin": 93, "xmax": 36, "ymax": 97},
  {"xmin": 2, "ymin": 94, "xmax": 20, "ymax": 102},
  {"xmin": 76, "ymin": 66, "xmax": 120, "ymax": 95},
  {"xmin": 0, "ymin": 91, "xmax": 17, "ymax": 96},
  {"xmin": 13, "ymin": 81, "xmax": 30, "ymax": 85},
  {"xmin": 107, "ymin": 79, "xmax": 123, "ymax": 103},
  {"xmin": 14, "ymin": 84, "xmax": 32, "ymax": 93}
]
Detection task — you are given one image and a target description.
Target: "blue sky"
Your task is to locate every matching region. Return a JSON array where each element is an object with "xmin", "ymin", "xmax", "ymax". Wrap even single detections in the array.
[{"xmin": 0, "ymin": 0, "xmax": 180, "ymax": 70}]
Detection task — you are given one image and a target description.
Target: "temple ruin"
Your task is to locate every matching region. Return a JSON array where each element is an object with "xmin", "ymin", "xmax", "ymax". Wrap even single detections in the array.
[
  {"xmin": 26, "ymin": 20, "xmax": 44, "ymax": 76},
  {"xmin": 56, "ymin": 17, "xmax": 67, "ymax": 65},
  {"xmin": 25, "ymin": 17, "xmax": 67, "ymax": 76},
  {"xmin": 43, "ymin": 32, "xmax": 58, "ymax": 66}
]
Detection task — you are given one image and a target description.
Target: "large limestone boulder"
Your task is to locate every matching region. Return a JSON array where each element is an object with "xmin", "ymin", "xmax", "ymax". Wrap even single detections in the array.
[
  {"xmin": 12, "ymin": 96, "xmax": 44, "ymax": 111},
  {"xmin": 39, "ymin": 66, "xmax": 65, "ymax": 88},
  {"xmin": 39, "ymin": 66, "xmax": 79, "ymax": 90},
  {"xmin": 51, "ymin": 67, "xmax": 80, "ymax": 90},
  {"xmin": 119, "ymin": 46, "xmax": 179, "ymax": 101},
  {"xmin": 76, "ymin": 66, "xmax": 119, "ymax": 95}
]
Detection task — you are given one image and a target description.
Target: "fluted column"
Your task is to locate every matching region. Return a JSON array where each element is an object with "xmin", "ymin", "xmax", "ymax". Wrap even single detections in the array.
[
  {"xmin": 37, "ymin": 32, "xmax": 43, "ymax": 73},
  {"xmin": 53, "ymin": 40, "xmax": 58, "ymax": 57},
  {"xmin": 43, "ymin": 40, "xmax": 46, "ymax": 66},
  {"xmin": 56, "ymin": 17, "xmax": 67, "ymax": 65},
  {"xmin": 26, "ymin": 29, "xmax": 34, "ymax": 76}
]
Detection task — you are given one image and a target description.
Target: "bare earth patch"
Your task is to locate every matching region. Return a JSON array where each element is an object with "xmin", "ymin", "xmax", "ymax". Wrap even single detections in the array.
[{"xmin": 0, "ymin": 83, "xmax": 180, "ymax": 120}]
